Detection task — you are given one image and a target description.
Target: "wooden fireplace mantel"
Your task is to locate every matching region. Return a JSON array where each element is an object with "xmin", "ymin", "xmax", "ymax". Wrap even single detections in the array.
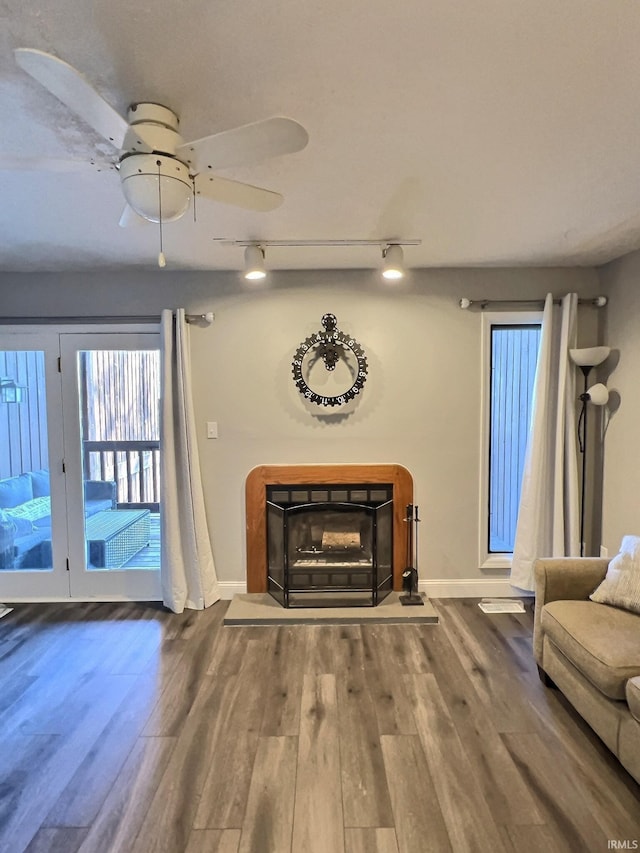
[{"xmin": 245, "ymin": 463, "xmax": 413, "ymax": 593}]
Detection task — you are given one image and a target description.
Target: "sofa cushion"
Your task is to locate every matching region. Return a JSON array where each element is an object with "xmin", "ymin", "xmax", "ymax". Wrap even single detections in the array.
[
  {"xmin": 627, "ymin": 677, "xmax": 640, "ymax": 724},
  {"xmin": 30, "ymin": 469, "xmax": 50, "ymax": 498},
  {"xmin": 590, "ymin": 535, "xmax": 640, "ymax": 616},
  {"xmin": 6, "ymin": 496, "xmax": 51, "ymax": 528},
  {"xmin": 541, "ymin": 600, "xmax": 640, "ymax": 700},
  {"xmin": 0, "ymin": 473, "xmax": 34, "ymax": 509}
]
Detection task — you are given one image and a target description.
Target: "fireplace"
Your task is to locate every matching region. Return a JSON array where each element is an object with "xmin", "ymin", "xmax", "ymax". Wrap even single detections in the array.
[
  {"xmin": 266, "ymin": 483, "xmax": 393, "ymax": 607},
  {"xmin": 245, "ymin": 464, "xmax": 413, "ymax": 597}
]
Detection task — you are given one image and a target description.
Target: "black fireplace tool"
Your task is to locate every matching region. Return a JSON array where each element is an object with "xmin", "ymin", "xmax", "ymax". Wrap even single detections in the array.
[{"xmin": 400, "ymin": 503, "xmax": 424, "ymax": 606}]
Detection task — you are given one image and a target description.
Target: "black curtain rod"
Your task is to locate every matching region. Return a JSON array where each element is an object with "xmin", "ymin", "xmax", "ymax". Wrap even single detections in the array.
[
  {"xmin": 0, "ymin": 312, "xmax": 214, "ymax": 326},
  {"xmin": 459, "ymin": 296, "xmax": 607, "ymax": 310}
]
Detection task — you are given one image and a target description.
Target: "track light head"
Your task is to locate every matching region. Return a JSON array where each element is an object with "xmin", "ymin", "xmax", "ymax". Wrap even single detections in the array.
[
  {"xmin": 244, "ymin": 245, "xmax": 266, "ymax": 280},
  {"xmin": 382, "ymin": 244, "xmax": 405, "ymax": 280}
]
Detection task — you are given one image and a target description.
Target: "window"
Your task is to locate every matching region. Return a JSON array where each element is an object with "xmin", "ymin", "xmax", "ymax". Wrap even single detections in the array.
[{"xmin": 479, "ymin": 313, "xmax": 542, "ymax": 568}]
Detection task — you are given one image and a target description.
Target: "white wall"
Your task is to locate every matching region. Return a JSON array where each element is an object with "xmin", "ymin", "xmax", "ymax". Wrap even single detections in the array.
[
  {"xmin": 0, "ymin": 266, "xmax": 601, "ymax": 594},
  {"xmin": 597, "ymin": 251, "xmax": 640, "ymax": 553}
]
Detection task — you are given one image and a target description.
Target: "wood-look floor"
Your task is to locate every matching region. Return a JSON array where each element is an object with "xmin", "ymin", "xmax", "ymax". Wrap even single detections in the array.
[{"xmin": 0, "ymin": 598, "xmax": 638, "ymax": 852}]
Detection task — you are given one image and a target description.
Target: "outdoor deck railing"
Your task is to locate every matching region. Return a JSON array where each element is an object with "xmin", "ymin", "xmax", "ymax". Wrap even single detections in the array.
[{"xmin": 83, "ymin": 440, "xmax": 160, "ymax": 511}]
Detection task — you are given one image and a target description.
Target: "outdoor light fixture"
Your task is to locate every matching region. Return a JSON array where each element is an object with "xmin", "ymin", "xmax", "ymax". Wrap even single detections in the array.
[
  {"xmin": 569, "ymin": 346, "xmax": 611, "ymax": 556},
  {"xmin": 244, "ymin": 245, "xmax": 267, "ymax": 280},
  {"xmin": 0, "ymin": 378, "xmax": 26, "ymax": 404},
  {"xmin": 382, "ymin": 244, "xmax": 405, "ymax": 280}
]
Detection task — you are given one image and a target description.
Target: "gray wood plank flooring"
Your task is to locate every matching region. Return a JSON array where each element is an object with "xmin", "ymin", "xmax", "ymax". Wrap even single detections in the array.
[{"xmin": 0, "ymin": 598, "xmax": 638, "ymax": 852}]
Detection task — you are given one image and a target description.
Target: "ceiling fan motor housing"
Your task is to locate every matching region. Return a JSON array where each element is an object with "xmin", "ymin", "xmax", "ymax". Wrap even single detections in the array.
[
  {"xmin": 122, "ymin": 103, "xmax": 183, "ymax": 156},
  {"xmin": 127, "ymin": 103, "xmax": 179, "ymax": 130},
  {"xmin": 120, "ymin": 154, "xmax": 192, "ymax": 222}
]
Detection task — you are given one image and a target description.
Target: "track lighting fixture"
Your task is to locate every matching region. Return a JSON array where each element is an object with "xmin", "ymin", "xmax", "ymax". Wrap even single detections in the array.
[
  {"xmin": 244, "ymin": 245, "xmax": 266, "ymax": 280},
  {"xmin": 218, "ymin": 238, "xmax": 421, "ymax": 277},
  {"xmin": 382, "ymin": 244, "xmax": 405, "ymax": 280}
]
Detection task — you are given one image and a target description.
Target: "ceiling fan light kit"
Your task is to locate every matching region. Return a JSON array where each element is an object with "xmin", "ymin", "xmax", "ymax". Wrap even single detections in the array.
[{"xmin": 120, "ymin": 154, "xmax": 192, "ymax": 223}]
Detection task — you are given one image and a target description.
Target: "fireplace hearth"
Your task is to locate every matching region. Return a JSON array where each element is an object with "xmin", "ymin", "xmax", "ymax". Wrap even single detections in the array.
[{"xmin": 267, "ymin": 484, "xmax": 393, "ymax": 608}]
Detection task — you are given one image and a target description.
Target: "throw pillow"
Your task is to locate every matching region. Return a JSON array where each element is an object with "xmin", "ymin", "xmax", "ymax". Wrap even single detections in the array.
[
  {"xmin": 6, "ymin": 496, "xmax": 51, "ymax": 528},
  {"xmin": 30, "ymin": 469, "xmax": 51, "ymax": 498},
  {"xmin": 590, "ymin": 535, "xmax": 640, "ymax": 615},
  {"xmin": 0, "ymin": 473, "xmax": 34, "ymax": 509}
]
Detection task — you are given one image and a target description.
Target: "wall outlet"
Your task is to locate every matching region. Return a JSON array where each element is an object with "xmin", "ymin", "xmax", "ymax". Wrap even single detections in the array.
[
  {"xmin": 600, "ymin": 545, "xmax": 608, "ymax": 558},
  {"xmin": 206, "ymin": 421, "xmax": 218, "ymax": 439}
]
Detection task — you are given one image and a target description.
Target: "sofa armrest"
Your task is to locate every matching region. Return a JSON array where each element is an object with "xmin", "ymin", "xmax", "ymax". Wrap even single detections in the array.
[
  {"xmin": 84, "ymin": 480, "xmax": 116, "ymax": 508},
  {"xmin": 533, "ymin": 558, "xmax": 609, "ymax": 665}
]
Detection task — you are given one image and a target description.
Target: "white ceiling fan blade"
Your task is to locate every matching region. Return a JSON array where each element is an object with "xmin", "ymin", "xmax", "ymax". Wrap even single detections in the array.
[
  {"xmin": 194, "ymin": 174, "xmax": 283, "ymax": 212},
  {"xmin": 14, "ymin": 48, "xmax": 128, "ymax": 150},
  {"xmin": 118, "ymin": 205, "xmax": 152, "ymax": 228},
  {"xmin": 0, "ymin": 155, "xmax": 112, "ymax": 173},
  {"xmin": 177, "ymin": 117, "xmax": 308, "ymax": 173}
]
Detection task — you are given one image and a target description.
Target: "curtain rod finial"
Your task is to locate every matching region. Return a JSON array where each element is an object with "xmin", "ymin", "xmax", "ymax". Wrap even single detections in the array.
[{"xmin": 185, "ymin": 311, "xmax": 215, "ymax": 325}]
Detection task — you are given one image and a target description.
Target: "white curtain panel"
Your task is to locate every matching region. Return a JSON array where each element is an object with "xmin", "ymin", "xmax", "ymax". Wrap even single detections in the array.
[
  {"xmin": 510, "ymin": 293, "xmax": 580, "ymax": 591},
  {"xmin": 160, "ymin": 309, "xmax": 220, "ymax": 613}
]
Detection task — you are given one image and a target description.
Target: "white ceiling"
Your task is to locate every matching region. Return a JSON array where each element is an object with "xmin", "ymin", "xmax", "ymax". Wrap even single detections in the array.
[{"xmin": 2, "ymin": 1, "xmax": 640, "ymax": 274}]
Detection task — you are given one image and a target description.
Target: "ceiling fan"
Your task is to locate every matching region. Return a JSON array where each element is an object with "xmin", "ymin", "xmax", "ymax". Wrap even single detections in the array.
[{"xmin": 10, "ymin": 48, "xmax": 309, "ymax": 228}]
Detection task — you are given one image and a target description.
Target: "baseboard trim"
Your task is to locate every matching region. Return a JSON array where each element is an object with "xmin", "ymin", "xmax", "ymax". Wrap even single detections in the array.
[
  {"xmin": 420, "ymin": 578, "xmax": 533, "ymax": 598},
  {"xmin": 218, "ymin": 579, "xmax": 532, "ymax": 601},
  {"xmin": 4, "ymin": 580, "xmax": 532, "ymax": 605},
  {"xmin": 218, "ymin": 582, "xmax": 247, "ymax": 600}
]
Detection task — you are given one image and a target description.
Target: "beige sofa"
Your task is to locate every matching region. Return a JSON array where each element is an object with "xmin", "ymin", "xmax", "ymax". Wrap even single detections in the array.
[{"xmin": 533, "ymin": 557, "xmax": 640, "ymax": 784}]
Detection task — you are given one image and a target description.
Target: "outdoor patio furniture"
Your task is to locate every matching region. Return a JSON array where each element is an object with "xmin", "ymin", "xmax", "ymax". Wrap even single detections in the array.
[{"xmin": 85, "ymin": 509, "xmax": 151, "ymax": 569}]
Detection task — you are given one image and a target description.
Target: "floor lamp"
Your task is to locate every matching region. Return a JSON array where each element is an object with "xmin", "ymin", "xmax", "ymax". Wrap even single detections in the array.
[{"xmin": 569, "ymin": 346, "xmax": 610, "ymax": 556}]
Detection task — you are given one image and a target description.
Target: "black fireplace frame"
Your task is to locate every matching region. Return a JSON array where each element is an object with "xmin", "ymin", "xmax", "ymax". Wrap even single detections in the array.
[{"xmin": 266, "ymin": 483, "xmax": 393, "ymax": 608}]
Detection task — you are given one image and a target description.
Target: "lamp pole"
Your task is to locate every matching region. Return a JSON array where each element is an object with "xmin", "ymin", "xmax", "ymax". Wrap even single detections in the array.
[{"xmin": 578, "ymin": 365, "xmax": 591, "ymax": 557}]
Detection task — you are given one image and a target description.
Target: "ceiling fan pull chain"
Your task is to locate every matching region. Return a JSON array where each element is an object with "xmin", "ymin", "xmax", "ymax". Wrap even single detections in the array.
[
  {"xmin": 157, "ymin": 159, "xmax": 166, "ymax": 268},
  {"xmin": 192, "ymin": 176, "xmax": 197, "ymax": 223}
]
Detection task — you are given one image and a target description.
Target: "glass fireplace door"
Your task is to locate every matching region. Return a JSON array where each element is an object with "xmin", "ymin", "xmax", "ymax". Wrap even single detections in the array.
[{"xmin": 267, "ymin": 501, "xmax": 286, "ymax": 606}]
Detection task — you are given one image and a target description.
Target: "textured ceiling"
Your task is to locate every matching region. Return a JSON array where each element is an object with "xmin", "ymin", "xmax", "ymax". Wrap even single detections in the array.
[{"xmin": 2, "ymin": 1, "xmax": 640, "ymax": 273}]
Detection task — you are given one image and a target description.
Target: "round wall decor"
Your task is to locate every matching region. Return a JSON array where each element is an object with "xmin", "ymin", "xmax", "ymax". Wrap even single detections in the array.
[{"xmin": 291, "ymin": 313, "xmax": 368, "ymax": 407}]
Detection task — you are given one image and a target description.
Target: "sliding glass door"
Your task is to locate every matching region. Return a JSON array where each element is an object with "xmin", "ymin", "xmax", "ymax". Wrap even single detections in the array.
[
  {"xmin": 0, "ymin": 333, "xmax": 70, "ymax": 598},
  {"xmin": 60, "ymin": 332, "xmax": 162, "ymax": 599},
  {"xmin": 0, "ymin": 327, "xmax": 162, "ymax": 601}
]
